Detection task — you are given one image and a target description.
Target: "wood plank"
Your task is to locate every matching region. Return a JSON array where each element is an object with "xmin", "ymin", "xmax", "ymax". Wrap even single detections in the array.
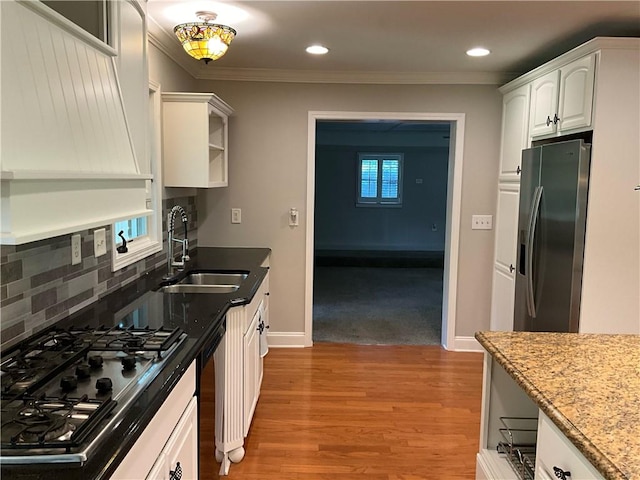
[{"xmin": 200, "ymin": 343, "xmax": 483, "ymax": 479}]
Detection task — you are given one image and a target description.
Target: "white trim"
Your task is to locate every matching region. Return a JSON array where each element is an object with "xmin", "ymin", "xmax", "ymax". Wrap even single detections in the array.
[
  {"xmin": 264, "ymin": 332, "xmax": 307, "ymax": 348},
  {"xmin": 452, "ymin": 336, "xmax": 483, "ymax": 352},
  {"xmin": 111, "ymin": 81, "xmax": 164, "ymax": 271},
  {"xmin": 193, "ymin": 67, "xmax": 509, "ymax": 85},
  {"xmin": 306, "ymin": 111, "xmax": 466, "ymax": 350},
  {"xmin": 499, "ymin": 37, "xmax": 640, "ymax": 93}
]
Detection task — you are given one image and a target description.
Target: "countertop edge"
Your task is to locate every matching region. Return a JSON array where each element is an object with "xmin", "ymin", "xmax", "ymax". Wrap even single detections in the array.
[{"xmin": 474, "ymin": 331, "xmax": 626, "ymax": 480}]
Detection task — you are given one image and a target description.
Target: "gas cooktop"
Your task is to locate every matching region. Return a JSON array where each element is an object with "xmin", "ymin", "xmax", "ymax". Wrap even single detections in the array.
[{"xmin": 0, "ymin": 325, "xmax": 185, "ymax": 464}]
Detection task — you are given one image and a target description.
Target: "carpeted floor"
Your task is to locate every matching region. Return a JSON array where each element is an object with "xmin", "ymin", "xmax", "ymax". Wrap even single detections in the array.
[{"xmin": 312, "ymin": 266, "xmax": 443, "ymax": 345}]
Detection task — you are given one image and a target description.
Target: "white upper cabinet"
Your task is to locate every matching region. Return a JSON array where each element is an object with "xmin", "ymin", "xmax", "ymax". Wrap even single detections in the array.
[
  {"xmin": 162, "ymin": 93, "xmax": 233, "ymax": 188},
  {"xmin": 529, "ymin": 54, "xmax": 595, "ymax": 139},
  {"xmin": 529, "ymin": 70, "xmax": 560, "ymax": 137},
  {"xmin": 498, "ymin": 84, "xmax": 531, "ymax": 181},
  {"xmin": 557, "ymin": 54, "xmax": 596, "ymax": 132}
]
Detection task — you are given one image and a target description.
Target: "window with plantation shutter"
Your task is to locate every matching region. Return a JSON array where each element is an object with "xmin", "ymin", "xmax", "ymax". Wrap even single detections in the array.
[{"xmin": 357, "ymin": 153, "xmax": 403, "ymax": 207}]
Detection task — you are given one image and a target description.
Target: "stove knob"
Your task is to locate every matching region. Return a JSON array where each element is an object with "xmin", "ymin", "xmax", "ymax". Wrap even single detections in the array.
[
  {"xmin": 88, "ymin": 355, "xmax": 104, "ymax": 369},
  {"xmin": 121, "ymin": 355, "xmax": 137, "ymax": 371},
  {"xmin": 96, "ymin": 377, "xmax": 113, "ymax": 393},
  {"xmin": 75, "ymin": 364, "xmax": 91, "ymax": 379},
  {"xmin": 60, "ymin": 375, "xmax": 78, "ymax": 391}
]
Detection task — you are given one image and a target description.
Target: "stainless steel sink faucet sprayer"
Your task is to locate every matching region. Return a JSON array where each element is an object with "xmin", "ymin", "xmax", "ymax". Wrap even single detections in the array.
[{"xmin": 165, "ymin": 205, "xmax": 190, "ymax": 279}]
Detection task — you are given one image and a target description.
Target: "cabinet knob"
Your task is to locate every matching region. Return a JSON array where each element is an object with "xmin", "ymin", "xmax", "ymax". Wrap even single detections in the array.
[
  {"xmin": 553, "ymin": 113, "xmax": 561, "ymax": 124},
  {"xmin": 546, "ymin": 116, "xmax": 552, "ymax": 126},
  {"xmin": 516, "ymin": 166, "xmax": 521, "ymax": 175},
  {"xmin": 509, "ymin": 264, "xmax": 515, "ymax": 273},
  {"xmin": 552, "ymin": 466, "xmax": 571, "ymax": 480},
  {"xmin": 169, "ymin": 462, "xmax": 183, "ymax": 480}
]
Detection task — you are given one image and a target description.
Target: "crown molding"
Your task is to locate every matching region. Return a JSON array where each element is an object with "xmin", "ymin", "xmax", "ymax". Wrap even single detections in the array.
[
  {"xmin": 147, "ymin": 16, "xmax": 200, "ymax": 78},
  {"xmin": 147, "ymin": 16, "xmax": 510, "ymax": 85},
  {"xmin": 193, "ymin": 67, "xmax": 511, "ymax": 85}
]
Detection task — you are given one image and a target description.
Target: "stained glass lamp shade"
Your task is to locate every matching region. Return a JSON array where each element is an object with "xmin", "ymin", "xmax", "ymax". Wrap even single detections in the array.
[{"xmin": 174, "ymin": 12, "xmax": 236, "ymax": 64}]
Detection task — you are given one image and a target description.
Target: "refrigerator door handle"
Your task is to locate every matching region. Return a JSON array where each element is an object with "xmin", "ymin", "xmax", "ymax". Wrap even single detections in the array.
[{"xmin": 526, "ymin": 186, "xmax": 544, "ymax": 318}]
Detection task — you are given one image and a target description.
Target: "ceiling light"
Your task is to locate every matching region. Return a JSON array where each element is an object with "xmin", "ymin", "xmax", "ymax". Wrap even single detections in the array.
[
  {"xmin": 466, "ymin": 47, "xmax": 490, "ymax": 57},
  {"xmin": 306, "ymin": 45, "xmax": 329, "ymax": 55},
  {"xmin": 174, "ymin": 11, "xmax": 236, "ymax": 64}
]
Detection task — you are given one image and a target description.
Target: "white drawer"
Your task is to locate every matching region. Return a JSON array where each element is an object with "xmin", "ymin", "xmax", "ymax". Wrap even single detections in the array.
[{"xmin": 535, "ymin": 412, "xmax": 603, "ymax": 480}]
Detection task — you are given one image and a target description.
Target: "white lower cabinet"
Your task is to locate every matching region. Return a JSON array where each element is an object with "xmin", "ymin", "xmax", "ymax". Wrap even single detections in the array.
[
  {"xmin": 214, "ymin": 270, "xmax": 270, "ymax": 475},
  {"xmin": 243, "ymin": 304, "xmax": 261, "ymax": 435},
  {"xmin": 476, "ymin": 353, "xmax": 603, "ymax": 480},
  {"xmin": 146, "ymin": 397, "xmax": 199, "ymax": 480},
  {"xmin": 535, "ymin": 412, "xmax": 602, "ymax": 480},
  {"xmin": 111, "ymin": 361, "xmax": 197, "ymax": 480}
]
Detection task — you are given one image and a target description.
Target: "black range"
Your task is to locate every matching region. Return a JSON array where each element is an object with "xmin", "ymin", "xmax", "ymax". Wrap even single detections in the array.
[{"xmin": 0, "ymin": 247, "xmax": 270, "ymax": 480}]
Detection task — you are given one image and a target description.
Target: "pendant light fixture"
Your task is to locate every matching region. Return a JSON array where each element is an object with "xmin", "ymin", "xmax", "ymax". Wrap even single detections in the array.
[{"xmin": 174, "ymin": 11, "xmax": 236, "ymax": 64}]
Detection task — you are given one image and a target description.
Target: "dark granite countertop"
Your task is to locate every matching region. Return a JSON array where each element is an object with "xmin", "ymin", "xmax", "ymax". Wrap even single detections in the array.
[
  {"xmin": 476, "ymin": 331, "xmax": 640, "ymax": 480},
  {"xmin": 1, "ymin": 247, "xmax": 270, "ymax": 480}
]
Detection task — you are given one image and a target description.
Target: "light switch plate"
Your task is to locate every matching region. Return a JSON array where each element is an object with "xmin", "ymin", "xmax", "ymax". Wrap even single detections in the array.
[
  {"xmin": 94, "ymin": 228, "xmax": 107, "ymax": 257},
  {"xmin": 231, "ymin": 208, "xmax": 241, "ymax": 224},
  {"xmin": 472, "ymin": 215, "xmax": 493, "ymax": 230}
]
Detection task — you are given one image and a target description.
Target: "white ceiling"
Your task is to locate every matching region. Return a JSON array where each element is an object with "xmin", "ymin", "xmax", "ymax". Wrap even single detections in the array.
[{"xmin": 146, "ymin": 1, "xmax": 640, "ymax": 84}]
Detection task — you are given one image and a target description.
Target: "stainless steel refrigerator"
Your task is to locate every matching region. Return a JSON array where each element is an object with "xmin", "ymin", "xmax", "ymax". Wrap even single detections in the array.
[{"xmin": 513, "ymin": 139, "xmax": 591, "ymax": 332}]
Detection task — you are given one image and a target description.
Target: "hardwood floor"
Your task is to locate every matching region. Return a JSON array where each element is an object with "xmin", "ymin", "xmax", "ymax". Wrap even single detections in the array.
[{"xmin": 202, "ymin": 343, "xmax": 483, "ymax": 480}]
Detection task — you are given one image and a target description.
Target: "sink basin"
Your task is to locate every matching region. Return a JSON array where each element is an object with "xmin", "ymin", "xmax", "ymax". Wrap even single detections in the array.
[
  {"xmin": 180, "ymin": 272, "xmax": 247, "ymax": 287},
  {"xmin": 159, "ymin": 271, "xmax": 248, "ymax": 294}
]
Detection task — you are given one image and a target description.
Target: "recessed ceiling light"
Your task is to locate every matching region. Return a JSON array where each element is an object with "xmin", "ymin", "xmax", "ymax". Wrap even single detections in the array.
[
  {"xmin": 466, "ymin": 47, "xmax": 490, "ymax": 57},
  {"xmin": 306, "ymin": 45, "xmax": 329, "ymax": 55}
]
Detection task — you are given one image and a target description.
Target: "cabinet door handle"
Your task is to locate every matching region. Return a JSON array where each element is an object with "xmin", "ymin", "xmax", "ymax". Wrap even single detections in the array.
[
  {"xmin": 546, "ymin": 116, "xmax": 552, "ymax": 126},
  {"xmin": 169, "ymin": 462, "xmax": 183, "ymax": 480},
  {"xmin": 553, "ymin": 113, "xmax": 560, "ymax": 124},
  {"xmin": 552, "ymin": 466, "xmax": 571, "ymax": 480},
  {"xmin": 516, "ymin": 165, "xmax": 521, "ymax": 174},
  {"xmin": 509, "ymin": 264, "xmax": 515, "ymax": 273}
]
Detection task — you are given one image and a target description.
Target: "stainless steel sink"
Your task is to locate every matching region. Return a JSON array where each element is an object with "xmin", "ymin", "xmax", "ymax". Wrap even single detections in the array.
[{"xmin": 159, "ymin": 271, "xmax": 248, "ymax": 294}]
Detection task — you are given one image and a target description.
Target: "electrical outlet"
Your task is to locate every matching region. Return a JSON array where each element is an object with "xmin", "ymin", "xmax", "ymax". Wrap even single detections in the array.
[
  {"xmin": 71, "ymin": 234, "xmax": 82, "ymax": 265},
  {"xmin": 231, "ymin": 208, "xmax": 242, "ymax": 224},
  {"xmin": 472, "ymin": 215, "xmax": 493, "ymax": 230},
  {"xmin": 93, "ymin": 228, "xmax": 107, "ymax": 257}
]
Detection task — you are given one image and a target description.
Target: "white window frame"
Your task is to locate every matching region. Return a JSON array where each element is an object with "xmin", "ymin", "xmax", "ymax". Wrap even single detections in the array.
[
  {"xmin": 356, "ymin": 153, "xmax": 404, "ymax": 207},
  {"xmin": 111, "ymin": 80, "xmax": 163, "ymax": 271}
]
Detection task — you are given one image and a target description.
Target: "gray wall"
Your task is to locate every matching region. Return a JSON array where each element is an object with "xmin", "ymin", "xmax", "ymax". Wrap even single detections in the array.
[
  {"xmin": 315, "ymin": 144, "xmax": 448, "ymax": 252},
  {"xmin": 195, "ymin": 81, "xmax": 502, "ymax": 338}
]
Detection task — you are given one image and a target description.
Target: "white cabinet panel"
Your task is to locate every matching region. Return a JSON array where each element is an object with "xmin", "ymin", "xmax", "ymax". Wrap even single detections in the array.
[
  {"xmin": 493, "ymin": 185, "xmax": 520, "ymax": 272},
  {"xmin": 499, "ymin": 85, "xmax": 530, "ymax": 181},
  {"xmin": 490, "ymin": 267, "xmax": 516, "ymax": 332},
  {"xmin": 558, "ymin": 54, "xmax": 595, "ymax": 132},
  {"xmin": 243, "ymin": 308, "xmax": 260, "ymax": 436},
  {"xmin": 536, "ymin": 412, "xmax": 603, "ymax": 480},
  {"xmin": 163, "ymin": 397, "xmax": 199, "ymax": 480},
  {"xmin": 529, "ymin": 70, "xmax": 559, "ymax": 137}
]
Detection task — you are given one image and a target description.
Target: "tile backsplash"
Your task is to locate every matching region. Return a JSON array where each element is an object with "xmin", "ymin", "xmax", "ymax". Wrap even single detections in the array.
[{"xmin": 0, "ymin": 196, "xmax": 198, "ymax": 349}]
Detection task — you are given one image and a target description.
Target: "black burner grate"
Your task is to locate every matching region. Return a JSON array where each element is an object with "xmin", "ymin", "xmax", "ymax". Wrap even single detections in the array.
[{"xmin": 1, "ymin": 395, "xmax": 116, "ymax": 452}]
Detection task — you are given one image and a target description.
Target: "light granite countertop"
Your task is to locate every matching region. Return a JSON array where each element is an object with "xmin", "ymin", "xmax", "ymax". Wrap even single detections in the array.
[{"xmin": 475, "ymin": 331, "xmax": 640, "ymax": 480}]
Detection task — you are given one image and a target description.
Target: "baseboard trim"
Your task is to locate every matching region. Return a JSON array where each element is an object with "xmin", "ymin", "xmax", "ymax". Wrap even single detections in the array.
[
  {"xmin": 452, "ymin": 335, "xmax": 482, "ymax": 352},
  {"xmin": 266, "ymin": 332, "xmax": 308, "ymax": 348}
]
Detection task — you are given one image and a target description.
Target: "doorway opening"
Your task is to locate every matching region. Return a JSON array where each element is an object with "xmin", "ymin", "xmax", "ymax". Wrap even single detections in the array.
[
  {"xmin": 313, "ymin": 120, "xmax": 450, "ymax": 345},
  {"xmin": 305, "ymin": 111, "xmax": 466, "ymax": 349}
]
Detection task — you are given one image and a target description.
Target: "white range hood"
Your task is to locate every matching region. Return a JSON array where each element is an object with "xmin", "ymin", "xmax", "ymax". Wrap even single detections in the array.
[{"xmin": 0, "ymin": 1, "xmax": 151, "ymax": 245}]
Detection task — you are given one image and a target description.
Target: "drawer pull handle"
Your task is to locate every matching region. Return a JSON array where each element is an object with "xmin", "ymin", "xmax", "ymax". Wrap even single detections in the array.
[{"xmin": 553, "ymin": 466, "xmax": 571, "ymax": 480}]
